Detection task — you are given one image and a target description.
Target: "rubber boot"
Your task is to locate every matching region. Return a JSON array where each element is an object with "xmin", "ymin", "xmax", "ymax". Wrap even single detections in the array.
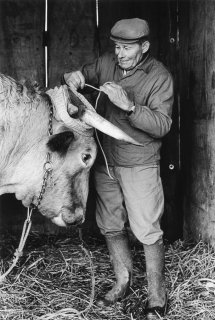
[
  {"xmin": 96, "ymin": 233, "xmax": 133, "ymax": 307},
  {"xmin": 143, "ymin": 239, "xmax": 167, "ymax": 319}
]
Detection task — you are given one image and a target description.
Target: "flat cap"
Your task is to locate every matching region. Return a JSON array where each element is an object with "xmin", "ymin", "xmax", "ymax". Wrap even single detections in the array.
[{"xmin": 110, "ymin": 18, "xmax": 150, "ymax": 44}]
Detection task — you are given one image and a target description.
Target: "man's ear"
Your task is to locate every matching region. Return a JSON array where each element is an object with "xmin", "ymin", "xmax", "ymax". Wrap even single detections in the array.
[{"xmin": 142, "ymin": 41, "xmax": 150, "ymax": 54}]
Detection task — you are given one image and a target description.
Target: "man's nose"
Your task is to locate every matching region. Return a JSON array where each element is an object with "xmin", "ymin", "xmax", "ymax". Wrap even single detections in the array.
[{"xmin": 117, "ymin": 49, "xmax": 124, "ymax": 58}]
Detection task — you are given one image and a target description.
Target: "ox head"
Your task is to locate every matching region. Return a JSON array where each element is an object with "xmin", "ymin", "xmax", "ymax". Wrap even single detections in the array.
[
  {"xmin": 38, "ymin": 130, "xmax": 97, "ymax": 227},
  {"xmin": 0, "ymin": 74, "xmax": 140, "ymax": 228}
]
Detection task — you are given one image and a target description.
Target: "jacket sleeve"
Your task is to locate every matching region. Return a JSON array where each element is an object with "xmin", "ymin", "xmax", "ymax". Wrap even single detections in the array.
[
  {"xmin": 80, "ymin": 59, "xmax": 101, "ymax": 88},
  {"xmin": 128, "ymin": 71, "xmax": 174, "ymax": 138}
]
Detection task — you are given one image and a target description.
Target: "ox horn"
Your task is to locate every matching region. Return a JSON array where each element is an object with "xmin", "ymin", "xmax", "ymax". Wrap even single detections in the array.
[
  {"xmin": 67, "ymin": 85, "xmax": 142, "ymax": 146},
  {"xmin": 47, "ymin": 85, "xmax": 142, "ymax": 145},
  {"xmin": 81, "ymin": 108, "xmax": 142, "ymax": 145}
]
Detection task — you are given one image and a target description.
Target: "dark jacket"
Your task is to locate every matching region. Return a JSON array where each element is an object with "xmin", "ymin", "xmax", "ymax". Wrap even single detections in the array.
[{"xmin": 80, "ymin": 52, "xmax": 174, "ymax": 167}]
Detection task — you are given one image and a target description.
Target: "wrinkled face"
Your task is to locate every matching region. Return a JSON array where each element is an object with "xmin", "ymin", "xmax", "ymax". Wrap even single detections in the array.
[
  {"xmin": 36, "ymin": 131, "xmax": 97, "ymax": 227},
  {"xmin": 114, "ymin": 41, "xmax": 145, "ymax": 70}
]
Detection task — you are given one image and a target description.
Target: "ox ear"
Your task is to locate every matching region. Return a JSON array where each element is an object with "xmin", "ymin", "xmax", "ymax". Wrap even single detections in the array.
[{"xmin": 47, "ymin": 131, "xmax": 74, "ymax": 155}]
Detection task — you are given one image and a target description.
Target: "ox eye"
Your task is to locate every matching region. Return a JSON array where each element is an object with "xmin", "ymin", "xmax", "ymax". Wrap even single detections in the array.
[{"xmin": 81, "ymin": 153, "xmax": 91, "ymax": 165}]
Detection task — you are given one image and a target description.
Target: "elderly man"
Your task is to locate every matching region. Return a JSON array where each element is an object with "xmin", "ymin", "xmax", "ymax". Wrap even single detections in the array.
[{"xmin": 64, "ymin": 18, "xmax": 173, "ymax": 319}]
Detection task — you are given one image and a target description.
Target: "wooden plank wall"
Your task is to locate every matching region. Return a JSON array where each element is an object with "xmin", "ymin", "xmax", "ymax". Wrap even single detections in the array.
[
  {"xmin": 48, "ymin": 0, "xmax": 97, "ymax": 87},
  {"xmin": 0, "ymin": 0, "xmax": 45, "ymax": 82},
  {"xmin": 0, "ymin": 0, "xmax": 181, "ymax": 242},
  {"xmin": 179, "ymin": 0, "xmax": 215, "ymax": 246}
]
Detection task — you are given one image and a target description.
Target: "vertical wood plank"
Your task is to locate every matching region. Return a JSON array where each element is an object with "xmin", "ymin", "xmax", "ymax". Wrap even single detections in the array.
[
  {"xmin": 48, "ymin": 0, "xmax": 97, "ymax": 87},
  {"xmin": 0, "ymin": 0, "xmax": 45, "ymax": 83},
  {"xmin": 181, "ymin": 0, "xmax": 215, "ymax": 246}
]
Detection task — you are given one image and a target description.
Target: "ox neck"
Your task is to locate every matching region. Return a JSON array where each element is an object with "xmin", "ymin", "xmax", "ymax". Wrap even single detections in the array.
[{"xmin": 0, "ymin": 97, "xmax": 52, "ymax": 202}]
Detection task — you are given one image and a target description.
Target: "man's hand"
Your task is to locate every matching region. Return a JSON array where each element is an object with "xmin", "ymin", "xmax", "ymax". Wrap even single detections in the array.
[
  {"xmin": 64, "ymin": 71, "xmax": 85, "ymax": 90},
  {"xmin": 99, "ymin": 82, "xmax": 134, "ymax": 112}
]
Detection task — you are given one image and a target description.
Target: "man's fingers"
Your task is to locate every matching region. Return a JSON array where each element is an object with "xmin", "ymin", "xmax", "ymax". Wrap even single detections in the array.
[
  {"xmin": 100, "ymin": 86, "xmax": 109, "ymax": 95},
  {"xmin": 69, "ymin": 74, "xmax": 84, "ymax": 89},
  {"xmin": 76, "ymin": 71, "xmax": 85, "ymax": 89},
  {"xmin": 108, "ymin": 82, "xmax": 120, "ymax": 88},
  {"xmin": 64, "ymin": 71, "xmax": 85, "ymax": 89},
  {"xmin": 100, "ymin": 83, "xmax": 117, "ymax": 92},
  {"xmin": 67, "ymin": 103, "xmax": 78, "ymax": 115},
  {"xmin": 101, "ymin": 82, "xmax": 123, "ymax": 94}
]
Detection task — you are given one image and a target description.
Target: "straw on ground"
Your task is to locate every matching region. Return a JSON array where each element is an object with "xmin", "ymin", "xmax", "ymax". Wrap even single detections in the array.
[{"xmin": 0, "ymin": 230, "xmax": 215, "ymax": 320}]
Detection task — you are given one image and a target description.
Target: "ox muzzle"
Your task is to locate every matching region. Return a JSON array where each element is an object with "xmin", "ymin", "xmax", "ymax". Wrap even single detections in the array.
[{"xmin": 51, "ymin": 206, "xmax": 85, "ymax": 227}]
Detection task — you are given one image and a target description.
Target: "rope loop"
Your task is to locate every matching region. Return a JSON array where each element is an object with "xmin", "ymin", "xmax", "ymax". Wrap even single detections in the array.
[{"xmin": 0, "ymin": 206, "xmax": 34, "ymax": 283}]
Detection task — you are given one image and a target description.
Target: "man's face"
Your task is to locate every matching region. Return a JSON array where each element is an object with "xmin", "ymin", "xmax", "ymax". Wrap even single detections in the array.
[{"xmin": 114, "ymin": 41, "xmax": 144, "ymax": 70}]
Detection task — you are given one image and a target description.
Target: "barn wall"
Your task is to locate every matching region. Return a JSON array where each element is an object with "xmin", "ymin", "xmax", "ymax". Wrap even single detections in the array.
[
  {"xmin": 0, "ymin": 0, "xmax": 45, "ymax": 82},
  {"xmin": 48, "ymin": 0, "xmax": 97, "ymax": 87},
  {"xmin": 180, "ymin": 0, "xmax": 215, "ymax": 246},
  {"xmin": 0, "ymin": 0, "xmax": 181, "ymax": 242}
]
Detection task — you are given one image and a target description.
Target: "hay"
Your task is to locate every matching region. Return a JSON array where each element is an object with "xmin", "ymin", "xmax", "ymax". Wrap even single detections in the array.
[{"xmin": 0, "ymin": 230, "xmax": 215, "ymax": 320}]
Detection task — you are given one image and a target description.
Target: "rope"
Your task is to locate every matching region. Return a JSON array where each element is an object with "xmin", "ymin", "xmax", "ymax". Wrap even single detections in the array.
[
  {"xmin": 0, "ymin": 207, "xmax": 33, "ymax": 282},
  {"xmin": 85, "ymin": 83, "xmax": 114, "ymax": 179}
]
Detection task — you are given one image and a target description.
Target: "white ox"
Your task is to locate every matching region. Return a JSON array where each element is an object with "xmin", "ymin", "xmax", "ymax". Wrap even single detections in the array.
[{"xmin": 0, "ymin": 74, "xmax": 138, "ymax": 227}]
